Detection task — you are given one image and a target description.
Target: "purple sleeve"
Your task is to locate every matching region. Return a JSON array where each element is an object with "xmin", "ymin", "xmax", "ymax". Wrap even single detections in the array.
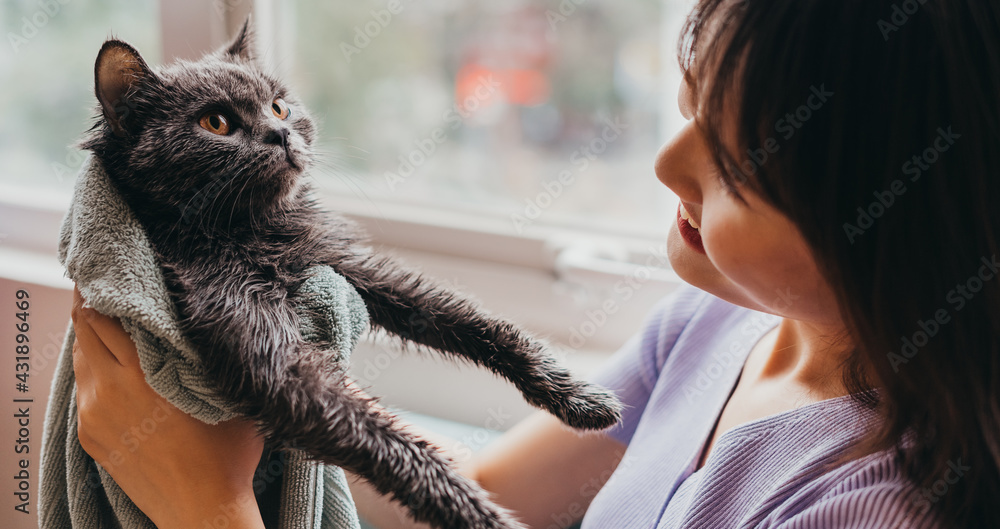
[{"xmin": 590, "ymin": 286, "xmax": 708, "ymax": 446}]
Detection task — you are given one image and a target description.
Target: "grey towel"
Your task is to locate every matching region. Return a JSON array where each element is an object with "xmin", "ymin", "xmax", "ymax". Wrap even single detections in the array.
[{"xmin": 39, "ymin": 157, "xmax": 366, "ymax": 529}]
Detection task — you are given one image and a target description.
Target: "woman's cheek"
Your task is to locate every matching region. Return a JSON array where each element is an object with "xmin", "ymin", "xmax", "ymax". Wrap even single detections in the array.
[
  {"xmin": 702, "ymin": 212, "xmax": 749, "ymax": 265},
  {"xmin": 703, "ymin": 215, "xmax": 771, "ymax": 289}
]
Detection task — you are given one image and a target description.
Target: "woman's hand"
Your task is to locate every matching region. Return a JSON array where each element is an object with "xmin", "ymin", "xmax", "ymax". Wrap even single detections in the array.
[{"xmin": 71, "ymin": 287, "xmax": 267, "ymax": 529}]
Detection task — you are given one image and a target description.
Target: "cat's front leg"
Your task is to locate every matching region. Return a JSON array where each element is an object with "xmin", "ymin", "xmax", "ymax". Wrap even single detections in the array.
[
  {"xmin": 327, "ymin": 252, "xmax": 622, "ymax": 431},
  {"xmin": 175, "ymin": 276, "xmax": 526, "ymax": 529}
]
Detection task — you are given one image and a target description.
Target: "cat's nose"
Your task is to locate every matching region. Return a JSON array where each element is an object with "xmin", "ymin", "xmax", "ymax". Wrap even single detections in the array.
[{"xmin": 263, "ymin": 127, "xmax": 290, "ymax": 147}]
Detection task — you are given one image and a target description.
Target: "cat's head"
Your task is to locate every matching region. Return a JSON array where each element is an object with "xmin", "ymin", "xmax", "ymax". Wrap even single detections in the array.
[{"xmin": 82, "ymin": 20, "xmax": 316, "ymax": 225}]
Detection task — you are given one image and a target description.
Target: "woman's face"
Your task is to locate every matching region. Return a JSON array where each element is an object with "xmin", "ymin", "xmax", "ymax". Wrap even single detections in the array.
[{"xmin": 657, "ymin": 78, "xmax": 843, "ymax": 327}]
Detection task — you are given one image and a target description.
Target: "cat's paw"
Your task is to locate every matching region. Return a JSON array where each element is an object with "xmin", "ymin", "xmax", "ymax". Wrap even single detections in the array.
[{"xmin": 550, "ymin": 384, "xmax": 623, "ymax": 430}]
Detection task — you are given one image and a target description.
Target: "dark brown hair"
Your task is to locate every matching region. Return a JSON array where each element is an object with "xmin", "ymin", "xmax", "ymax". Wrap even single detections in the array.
[{"xmin": 679, "ymin": 0, "xmax": 999, "ymax": 526}]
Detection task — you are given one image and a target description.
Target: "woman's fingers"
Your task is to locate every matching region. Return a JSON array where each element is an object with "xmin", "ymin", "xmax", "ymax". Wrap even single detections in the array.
[
  {"xmin": 72, "ymin": 337, "xmax": 105, "ymax": 460},
  {"xmin": 71, "ymin": 335, "xmax": 95, "ymax": 394},
  {"xmin": 72, "ymin": 286, "xmax": 145, "ymax": 372},
  {"xmin": 71, "ymin": 286, "xmax": 123, "ymax": 373},
  {"xmin": 84, "ymin": 311, "xmax": 142, "ymax": 371}
]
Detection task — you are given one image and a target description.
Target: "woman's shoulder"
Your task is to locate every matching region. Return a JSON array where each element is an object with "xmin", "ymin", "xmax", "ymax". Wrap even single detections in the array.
[
  {"xmin": 637, "ymin": 284, "xmax": 780, "ymax": 375},
  {"xmin": 680, "ymin": 398, "xmax": 946, "ymax": 529},
  {"xmin": 763, "ymin": 447, "xmax": 948, "ymax": 529}
]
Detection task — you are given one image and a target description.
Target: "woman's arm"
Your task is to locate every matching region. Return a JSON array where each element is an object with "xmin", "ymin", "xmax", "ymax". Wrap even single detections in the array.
[
  {"xmin": 71, "ymin": 287, "xmax": 267, "ymax": 529},
  {"xmin": 349, "ymin": 410, "xmax": 627, "ymax": 529},
  {"xmin": 72, "ymin": 285, "xmax": 628, "ymax": 529}
]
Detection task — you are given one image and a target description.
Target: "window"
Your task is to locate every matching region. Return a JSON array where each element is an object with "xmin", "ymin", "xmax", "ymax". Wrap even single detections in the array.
[
  {"xmin": 275, "ymin": 0, "xmax": 682, "ymax": 240},
  {"xmin": 1, "ymin": 0, "xmax": 691, "ymax": 352},
  {"xmin": 0, "ymin": 0, "xmax": 161, "ymax": 191},
  {"xmin": 0, "ymin": 0, "xmax": 695, "ymax": 435}
]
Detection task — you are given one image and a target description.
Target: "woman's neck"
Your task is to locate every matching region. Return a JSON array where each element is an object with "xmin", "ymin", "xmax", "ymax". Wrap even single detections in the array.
[{"xmin": 746, "ymin": 318, "xmax": 858, "ymax": 401}]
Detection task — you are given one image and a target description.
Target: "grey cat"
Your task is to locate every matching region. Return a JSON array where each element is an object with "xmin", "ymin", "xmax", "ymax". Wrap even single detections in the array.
[{"xmin": 80, "ymin": 21, "xmax": 621, "ymax": 529}]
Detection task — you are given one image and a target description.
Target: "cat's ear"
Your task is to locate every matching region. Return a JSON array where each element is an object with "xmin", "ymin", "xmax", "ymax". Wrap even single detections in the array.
[
  {"xmin": 224, "ymin": 16, "xmax": 256, "ymax": 61},
  {"xmin": 94, "ymin": 40, "xmax": 154, "ymax": 137}
]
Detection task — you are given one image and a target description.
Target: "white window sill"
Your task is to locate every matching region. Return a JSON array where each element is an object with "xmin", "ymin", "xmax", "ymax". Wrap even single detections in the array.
[{"xmin": 0, "ymin": 182, "xmax": 678, "ymax": 423}]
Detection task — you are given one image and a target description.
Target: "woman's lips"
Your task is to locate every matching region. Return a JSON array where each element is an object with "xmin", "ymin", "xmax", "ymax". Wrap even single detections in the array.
[{"xmin": 677, "ymin": 204, "xmax": 706, "ymax": 254}]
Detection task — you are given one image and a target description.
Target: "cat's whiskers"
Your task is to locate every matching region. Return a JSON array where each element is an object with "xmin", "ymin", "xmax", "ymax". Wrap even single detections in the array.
[
  {"xmin": 203, "ymin": 165, "xmax": 247, "ymax": 237},
  {"xmin": 198, "ymin": 176, "xmax": 228, "ymax": 236},
  {"xmin": 246, "ymin": 184, "xmax": 261, "ymax": 239},
  {"xmin": 164, "ymin": 188, "xmax": 218, "ymax": 240},
  {"xmin": 307, "ymin": 151, "xmax": 397, "ymax": 235},
  {"xmin": 226, "ymin": 167, "xmax": 255, "ymax": 233},
  {"xmin": 311, "ymin": 147, "xmax": 373, "ymax": 201}
]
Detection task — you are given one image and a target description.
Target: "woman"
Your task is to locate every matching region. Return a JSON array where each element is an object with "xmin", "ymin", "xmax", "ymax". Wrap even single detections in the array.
[{"xmin": 70, "ymin": 0, "xmax": 999, "ymax": 527}]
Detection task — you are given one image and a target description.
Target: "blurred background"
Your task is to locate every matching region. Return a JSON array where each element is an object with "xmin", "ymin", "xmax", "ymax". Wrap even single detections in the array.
[{"xmin": 0, "ymin": 0, "xmax": 693, "ymax": 526}]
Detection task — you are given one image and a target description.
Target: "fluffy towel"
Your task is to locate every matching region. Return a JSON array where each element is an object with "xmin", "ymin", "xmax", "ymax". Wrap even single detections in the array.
[{"xmin": 39, "ymin": 157, "xmax": 366, "ymax": 529}]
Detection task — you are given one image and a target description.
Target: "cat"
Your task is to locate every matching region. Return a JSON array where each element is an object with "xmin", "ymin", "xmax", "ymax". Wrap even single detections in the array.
[{"xmin": 81, "ymin": 21, "xmax": 621, "ymax": 529}]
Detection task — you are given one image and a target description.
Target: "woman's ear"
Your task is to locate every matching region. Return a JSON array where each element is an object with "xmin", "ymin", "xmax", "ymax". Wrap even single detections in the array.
[
  {"xmin": 224, "ymin": 16, "xmax": 256, "ymax": 62},
  {"xmin": 94, "ymin": 40, "xmax": 153, "ymax": 137}
]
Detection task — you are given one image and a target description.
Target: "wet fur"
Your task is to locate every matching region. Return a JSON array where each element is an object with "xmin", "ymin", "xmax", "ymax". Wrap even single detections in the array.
[{"xmin": 82, "ymin": 24, "xmax": 621, "ymax": 529}]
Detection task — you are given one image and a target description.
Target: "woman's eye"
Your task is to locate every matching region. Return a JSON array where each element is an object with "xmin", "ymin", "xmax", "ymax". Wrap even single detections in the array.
[
  {"xmin": 271, "ymin": 97, "xmax": 290, "ymax": 120},
  {"xmin": 199, "ymin": 112, "xmax": 231, "ymax": 135}
]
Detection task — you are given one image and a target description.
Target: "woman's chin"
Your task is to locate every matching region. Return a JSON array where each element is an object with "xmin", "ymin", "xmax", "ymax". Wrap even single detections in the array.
[
  {"xmin": 666, "ymin": 227, "xmax": 747, "ymax": 308},
  {"xmin": 666, "ymin": 225, "xmax": 709, "ymax": 286}
]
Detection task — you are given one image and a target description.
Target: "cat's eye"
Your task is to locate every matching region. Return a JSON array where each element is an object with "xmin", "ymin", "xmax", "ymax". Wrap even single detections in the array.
[
  {"xmin": 199, "ymin": 112, "xmax": 231, "ymax": 135},
  {"xmin": 271, "ymin": 98, "xmax": 290, "ymax": 120}
]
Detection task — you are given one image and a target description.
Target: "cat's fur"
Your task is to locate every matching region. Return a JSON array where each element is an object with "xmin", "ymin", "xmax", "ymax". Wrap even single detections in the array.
[{"xmin": 81, "ymin": 22, "xmax": 621, "ymax": 529}]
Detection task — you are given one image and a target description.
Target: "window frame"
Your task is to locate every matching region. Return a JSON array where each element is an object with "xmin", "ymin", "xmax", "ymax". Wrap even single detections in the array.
[
  {"xmin": 0, "ymin": 0, "xmax": 697, "ymax": 425},
  {"xmin": 0, "ymin": 0, "xmax": 692, "ymax": 355}
]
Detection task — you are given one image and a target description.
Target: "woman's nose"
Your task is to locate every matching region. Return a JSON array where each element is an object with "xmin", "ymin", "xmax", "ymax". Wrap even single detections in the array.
[{"xmin": 654, "ymin": 121, "xmax": 706, "ymax": 204}]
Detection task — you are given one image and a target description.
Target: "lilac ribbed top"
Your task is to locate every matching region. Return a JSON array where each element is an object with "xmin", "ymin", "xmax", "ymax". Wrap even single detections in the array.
[{"xmin": 582, "ymin": 286, "xmax": 942, "ymax": 529}]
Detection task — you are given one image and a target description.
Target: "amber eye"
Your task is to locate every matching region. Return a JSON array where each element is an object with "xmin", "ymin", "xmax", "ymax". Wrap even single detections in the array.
[
  {"xmin": 271, "ymin": 97, "xmax": 289, "ymax": 120},
  {"xmin": 199, "ymin": 112, "xmax": 230, "ymax": 135}
]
